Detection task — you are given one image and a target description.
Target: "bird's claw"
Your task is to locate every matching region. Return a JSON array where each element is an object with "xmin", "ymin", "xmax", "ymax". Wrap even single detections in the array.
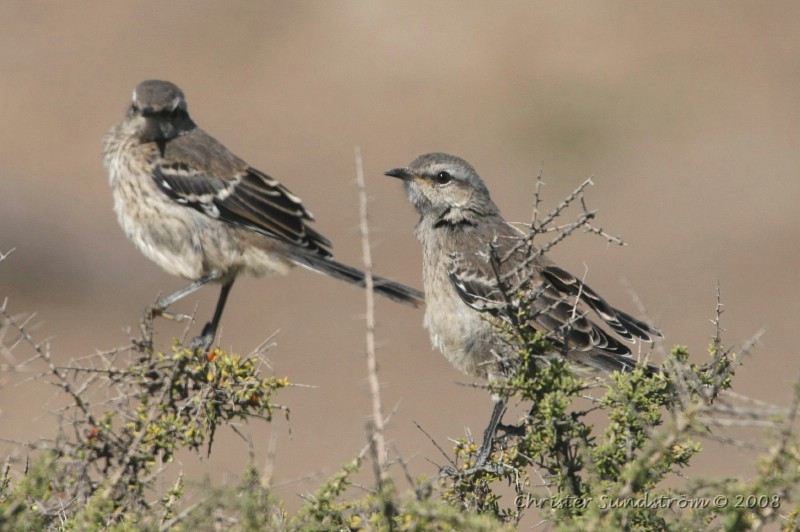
[
  {"xmin": 188, "ymin": 321, "xmax": 216, "ymax": 355},
  {"xmin": 439, "ymin": 457, "xmax": 505, "ymax": 479},
  {"xmin": 189, "ymin": 333, "xmax": 213, "ymax": 354},
  {"xmin": 144, "ymin": 307, "xmax": 161, "ymax": 322},
  {"xmin": 160, "ymin": 310, "xmax": 192, "ymax": 322}
]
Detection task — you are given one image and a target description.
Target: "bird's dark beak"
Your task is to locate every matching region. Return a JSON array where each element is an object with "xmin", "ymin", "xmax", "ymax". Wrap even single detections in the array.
[
  {"xmin": 384, "ymin": 167, "xmax": 415, "ymax": 181},
  {"xmin": 140, "ymin": 106, "xmax": 156, "ymax": 117}
]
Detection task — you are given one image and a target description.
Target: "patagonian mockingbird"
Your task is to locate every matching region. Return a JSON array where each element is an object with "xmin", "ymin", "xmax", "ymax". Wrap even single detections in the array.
[
  {"xmin": 103, "ymin": 80, "xmax": 423, "ymax": 350},
  {"xmin": 384, "ymin": 152, "xmax": 661, "ymax": 465}
]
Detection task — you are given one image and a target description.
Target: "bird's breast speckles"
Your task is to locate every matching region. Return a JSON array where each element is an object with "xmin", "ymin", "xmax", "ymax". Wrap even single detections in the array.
[
  {"xmin": 421, "ymin": 232, "xmax": 496, "ymax": 378},
  {"xmin": 104, "ymin": 129, "xmax": 208, "ymax": 279}
]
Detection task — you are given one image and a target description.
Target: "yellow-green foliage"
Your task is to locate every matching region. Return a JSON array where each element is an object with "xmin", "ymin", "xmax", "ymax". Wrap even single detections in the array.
[
  {"xmin": 0, "ymin": 339, "xmax": 287, "ymax": 531},
  {"xmin": 2, "ymin": 311, "xmax": 799, "ymax": 530}
]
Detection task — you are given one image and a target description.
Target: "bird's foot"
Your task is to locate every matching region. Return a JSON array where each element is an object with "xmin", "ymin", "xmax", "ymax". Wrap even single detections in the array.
[
  {"xmin": 439, "ymin": 459, "xmax": 506, "ymax": 479},
  {"xmin": 146, "ymin": 299, "xmax": 191, "ymax": 321},
  {"xmin": 189, "ymin": 333, "xmax": 213, "ymax": 355},
  {"xmin": 139, "ymin": 300, "xmax": 193, "ymax": 351},
  {"xmin": 160, "ymin": 309, "xmax": 192, "ymax": 322},
  {"xmin": 189, "ymin": 321, "xmax": 216, "ymax": 355},
  {"xmin": 438, "ymin": 437, "xmax": 503, "ymax": 479},
  {"xmin": 138, "ymin": 304, "xmax": 164, "ymax": 350}
]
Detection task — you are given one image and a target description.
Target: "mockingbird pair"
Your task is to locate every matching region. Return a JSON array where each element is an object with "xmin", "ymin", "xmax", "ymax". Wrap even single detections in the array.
[
  {"xmin": 385, "ymin": 153, "xmax": 661, "ymax": 465},
  {"xmin": 104, "ymin": 81, "xmax": 660, "ymax": 465},
  {"xmin": 103, "ymin": 80, "xmax": 423, "ymax": 350}
]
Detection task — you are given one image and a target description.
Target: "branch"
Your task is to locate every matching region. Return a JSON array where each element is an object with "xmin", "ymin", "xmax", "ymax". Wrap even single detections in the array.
[{"xmin": 354, "ymin": 147, "xmax": 388, "ymax": 487}]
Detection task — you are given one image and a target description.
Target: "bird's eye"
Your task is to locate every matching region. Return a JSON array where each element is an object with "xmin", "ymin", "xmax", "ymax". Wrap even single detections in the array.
[{"xmin": 434, "ymin": 171, "xmax": 453, "ymax": 185}]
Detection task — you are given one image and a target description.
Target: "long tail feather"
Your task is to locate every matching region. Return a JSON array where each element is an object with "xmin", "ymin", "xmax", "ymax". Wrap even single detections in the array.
[{"xmin": 291, "ymin": 253, "xmax": 424, "ymax": 308}]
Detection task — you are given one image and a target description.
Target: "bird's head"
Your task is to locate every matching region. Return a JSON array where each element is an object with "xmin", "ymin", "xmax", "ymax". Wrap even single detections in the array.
[
  {"xmin": 127, "ymin": 80, "xmax": 195, "ymax": 142},
  {"xmin": 384, "ymin": 153, "xmax": 498, "ymax": 225}
]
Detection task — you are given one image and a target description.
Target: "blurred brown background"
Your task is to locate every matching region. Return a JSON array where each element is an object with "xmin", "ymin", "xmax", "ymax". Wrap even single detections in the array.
[{"xmin": 2, "ymin": 0, "xmax": 798, "ymax": 514}]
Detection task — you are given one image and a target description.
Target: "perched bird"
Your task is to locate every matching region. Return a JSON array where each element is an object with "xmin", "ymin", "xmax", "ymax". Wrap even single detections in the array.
[
  {"xmin": 384, "ymin": 152, "xmax": 660, "ymax": 463},
  {"xmin": 103, "ymin": 80, "xmax": 423, "ymax": 349}
]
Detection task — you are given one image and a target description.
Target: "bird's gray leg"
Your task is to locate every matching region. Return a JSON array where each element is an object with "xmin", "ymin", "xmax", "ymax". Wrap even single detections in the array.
[
  {"xmin": 140, "ymin": 273, "xmax": 222, "ymax": 348},
  {"xmin": 152, "ymin": 272, "xmax": 223, "ymax": 314},
  {"xmin": 475, "ymin": 397, "xmax": 507, "ymax": 468},
  {"xmin": 190, "ymin": 277, "xmax": 235, "ymax": 353},
  {"xmin": 439, "ymin": 398, "xmax": 508, "ymax": 478}
]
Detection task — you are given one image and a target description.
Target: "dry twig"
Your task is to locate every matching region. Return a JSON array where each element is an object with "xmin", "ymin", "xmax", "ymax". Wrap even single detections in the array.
[{"xmin": 354, "ymin": 147, "xmax": 388, "ymax": 487}]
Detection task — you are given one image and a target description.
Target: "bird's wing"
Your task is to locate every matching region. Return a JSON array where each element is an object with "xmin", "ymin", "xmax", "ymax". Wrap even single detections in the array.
[
  {"xmin": 446, "ymin": 251, "xmax": 508, "ymax": 313},
  {"xmin": 151, "ymin": 132, "xmax": 332, "ymax": 257},
  {"xmin": 447, "ymin": 229, "xmax": 637, "ymax": 356},
  {"xmin": 541, "ymin": 264, "xmax": 662, "ymax": 342}
]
